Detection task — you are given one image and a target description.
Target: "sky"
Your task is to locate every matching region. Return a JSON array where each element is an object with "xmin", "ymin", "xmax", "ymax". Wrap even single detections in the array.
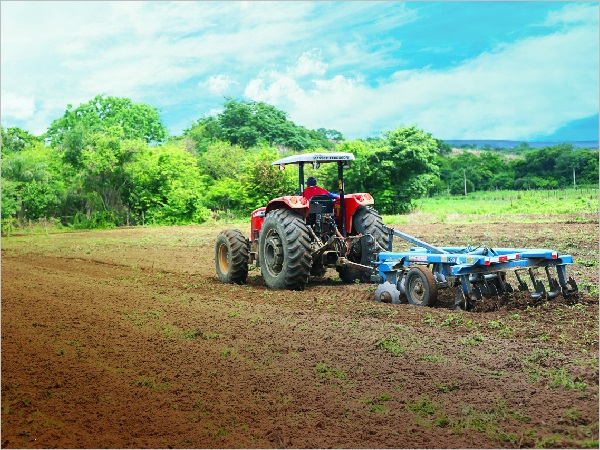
[{"xmin": 1, "ymin": 1, "xmax": 598, "ymax": 142}]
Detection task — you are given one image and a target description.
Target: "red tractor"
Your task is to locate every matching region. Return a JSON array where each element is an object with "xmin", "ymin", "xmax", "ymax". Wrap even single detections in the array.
[{"xmin": 215, "ymin": 152, "xmax": 390, "ymax": 290}]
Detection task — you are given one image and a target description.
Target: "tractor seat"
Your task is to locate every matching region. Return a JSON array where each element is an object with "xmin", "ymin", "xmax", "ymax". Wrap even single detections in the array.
[{"xmin": 308, "ymin": 195, "xmax": 334, "ymax": 215}]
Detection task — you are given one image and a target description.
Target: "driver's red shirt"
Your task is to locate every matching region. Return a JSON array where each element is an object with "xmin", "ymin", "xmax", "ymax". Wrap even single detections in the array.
[{"xmin": 302, "ymin": 186, "xmax": 329, "ymax": 200}]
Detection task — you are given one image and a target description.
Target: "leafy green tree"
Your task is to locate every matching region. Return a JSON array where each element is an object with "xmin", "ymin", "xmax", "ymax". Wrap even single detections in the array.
[
  {"xmin": 79, "ymin": 126, "xmax": 144, "ymax": 218},
  {"xmin": 555, "ymin": 148, "xmax": 599, "ymax": 186},
  {"xmin": 449, "ymin": 177, "xmax": 474, "ymax": 195},
  {"xmin": 435, "ymin": 138, "xmax": 453, "ymax": 156},
  {"xmin": 199, "ymin": 144, "xmax": 296, "ymax": 214},
  {"xmin": 217, "ymin": 98, "xmax": 277, "ymax": 148},
  {"xmin": 326, "ymin": 140, "xmax": 376, "ymax": 194},
  {"xmin": 239, "ymin": 146, "xmax": 297, "ymax": 211},
  {"xmin": 1, "ymin": 126, "xmax": 42, "ymax": 153},
  {"xmin": 183, "ymin": 116, "xmax": 223, "ymax": 154},
  {"xmin": 1, "ymin": 180, "xmax": 19, "ymax": 226},
  {"xmin": 45, "ymin": 95, "xmax": 167, "ymax": 166},
  {"xmin": 201, "ymin": 178, "xmax": 246, "ymax": 213},
  {"xmin": 20, "ymin": 179, "xmax": 63, "ymax": 220},
  {"xmin": 364, "ymin": 126, "xmax": 439, "ymax": 213},
  {"xmin": 198, "ymin": 140, "xmax": 245, "ymax": 180},
  {"xmin": 336, "ymin": 127, "xmax": 438, "ymax": 213},
  {"xmin": 509, "ymin": 144, "xmax": 598, "ymax": 189},
  {"xmin": 315, "ymin": 128, "xmax": 344, "ymax": 142},
  {"xmin": 186, "ymin": 98, "xmax": 333, "ymax": 151},
  {"xmin": 1, "ymin": 143, "xmax": 64, "ymax": 221},
  {"xmin": 433, "ymin": 150, "xmax": 514, "ymax": 194},
  {"xmin": 126, "ymin": 142, "xmax": 210, "ymax": 225}
]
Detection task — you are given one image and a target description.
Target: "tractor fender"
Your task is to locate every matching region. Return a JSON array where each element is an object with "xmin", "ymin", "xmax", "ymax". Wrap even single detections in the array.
[
  {"xmin": 336, "ymin": 193, "xmax": 375, "ymax": 233},
  {"xmin": 265, "ymin": 196, "xmax": 310, "ymax": 216},
  {"xmin": 251, "ymin": 197, "xmax": 310, "ymax": 242},
  {"xmin": 250, "ymin": 207, "xmax": 267, "ymax": 242}
]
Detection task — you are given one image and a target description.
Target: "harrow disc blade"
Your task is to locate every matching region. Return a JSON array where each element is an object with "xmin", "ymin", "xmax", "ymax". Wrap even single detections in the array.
[
  {"xmin": 471, "ymin": 284, "xmax": 483, "ymax": 300},
  {"xmin": 486, "ymin": 281, "xmax": 499, "ymax": 300},
  {"xmin": 514, "ymin": 271, "xmax": 529, "ymax": 292},
  {"xmin": 562, "ymin": 277, "xmax": 579, "ymax": 297},
  {"xmin": 455, "ymin": 288, "xmax": 475, "ymax": 311}
]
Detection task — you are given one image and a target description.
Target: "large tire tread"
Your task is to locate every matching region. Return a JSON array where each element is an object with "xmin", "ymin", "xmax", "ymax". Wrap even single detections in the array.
[
  {"xmin": 215, "ymin": 229, "xmax": 249, "ymax": 284},
  {"xmin": 260, "ymin": 209, "xmax": 312, "ymax": 290}
]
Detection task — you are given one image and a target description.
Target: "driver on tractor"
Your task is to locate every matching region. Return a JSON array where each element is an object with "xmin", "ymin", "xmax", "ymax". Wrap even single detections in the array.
[{"xmin": 302, "ymin": 176, "xmax": 340, "ymax": 201}]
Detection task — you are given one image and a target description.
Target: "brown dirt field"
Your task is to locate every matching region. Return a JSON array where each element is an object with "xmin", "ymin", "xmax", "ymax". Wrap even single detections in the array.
[{"xmin": 1, "ymin": 221, "xmax": 598, "ymax": 448}]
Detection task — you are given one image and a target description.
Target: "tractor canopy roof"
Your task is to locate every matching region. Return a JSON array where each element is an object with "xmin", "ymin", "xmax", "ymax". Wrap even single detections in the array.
[{"xmin": 271, "ymin": 152, "xmax": 355, "ymax": 166}]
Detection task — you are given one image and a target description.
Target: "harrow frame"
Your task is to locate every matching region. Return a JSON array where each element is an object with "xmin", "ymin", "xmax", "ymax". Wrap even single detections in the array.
[{"xmin": 373, "ymin": 228, "xmax": 578, "ymax": 310}]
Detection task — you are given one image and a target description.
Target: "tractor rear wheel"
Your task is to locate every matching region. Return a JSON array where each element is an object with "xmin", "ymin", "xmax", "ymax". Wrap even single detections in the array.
[
  {"xmin": 337, "ymin": 206, "xmax": 390, "ymax": 283},
  {"xmin": 215, "ymin": 229, "xmax": 249, "ymax": 284},
  {"xmin": 259, "ymin": 208, "xmax": 312, "ymax": 290}
]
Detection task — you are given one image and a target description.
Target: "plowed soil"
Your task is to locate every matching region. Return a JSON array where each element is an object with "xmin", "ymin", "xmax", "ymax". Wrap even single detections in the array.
[{"xmin": 2, "ymin": 221, "xmax": 598, "ymax": 448}]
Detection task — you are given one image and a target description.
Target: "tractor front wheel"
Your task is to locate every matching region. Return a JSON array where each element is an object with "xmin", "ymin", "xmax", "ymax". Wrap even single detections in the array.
[
  {"xmin": 405, "ymin": 266, "xmax": 438, "ymax": 307},
  {"xmin": 215, "ymin": 229, "xmax": 249, "ymax": 284},
  {"xmin": 259, "ymin": 208, "xmax": 312, "ymax": 290}
]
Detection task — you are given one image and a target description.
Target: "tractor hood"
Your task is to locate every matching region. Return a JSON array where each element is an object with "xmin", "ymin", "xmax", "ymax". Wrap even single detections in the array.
[{"xmin": 271, "ymin": 152, "xmax": 355, "ymax": 166}]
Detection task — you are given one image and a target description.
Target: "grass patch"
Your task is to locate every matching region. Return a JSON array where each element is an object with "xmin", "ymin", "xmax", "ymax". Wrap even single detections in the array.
[
  {"xmin": 459, "ymin": 331, "xmax": 487, "ymax": 346},
  {"xmin": 419, "ymin": 355, "xmax": 446, "ymax": 363},
  {"xmin": 436, "ymin": 382, "xmax": 460, "ymax": 393},
  {"xmin": 422, "ymin": 313, "xmax": 436, "ymax": 325},
  {"xmin": 364, "ymin": 393, "xmax": 392, "ymax": 414},
  {"xmin": 548, "ymin": 368, "xmax": 587, "ymax": 391},
  {"xmin": 315, "ymin": 363, "xmax": 348, "ymax": 381},
  {"xmin": 406, "ymin": 394, "xmax": 438, "ymax": 417},
  {"xmin": 520, "ymin": 349, "xmax": 586, "ymax": 390},
  {"xmin": 357, "ymin": 307, "xmax": 398, "ymax": 318},
  {"xmin": 377, "ymin": 335, "xmax": 407, "ymax": 356},
  {"xmin": 446, "ymin": 399, "xmax": 529, "ymax": 445},
  {"xmin": 440, "ymin": 313, "xmax": 478, "ymax": 329},
  {"xmin": 406, "ymin": 188, "xmax": 599, "ymax": 220},
  {"xmin": 221, "ymin": 346, "xmax": 235, "ymax": 359},
  {"xmin": 575, "ymin": 258, "xmax": 598, "ymax": 268}
]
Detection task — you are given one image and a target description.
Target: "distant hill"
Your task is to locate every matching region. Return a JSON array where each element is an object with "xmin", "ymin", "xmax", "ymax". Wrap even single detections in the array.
[{"xmin": 443, "ymin": 140, "xmax": 599, "ymax": 149}]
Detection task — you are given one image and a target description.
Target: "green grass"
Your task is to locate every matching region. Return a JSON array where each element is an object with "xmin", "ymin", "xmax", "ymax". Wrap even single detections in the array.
[
  {"xmin": 363, "ymin": 393, "xmax": 392, "ymax": 414},
  {"xmin": 377, "ymin": 335, "xmax": 407, "ymax": 356},
  {"xmin": 315, "ymin": 363, "xmax": 348, "ymax": 381},
  {"xmin": 384, "ymin": 188, "xmax": 598, "ymax": 224},
  {"xmin": 548, "ymin": 368, "xmax": 587, "ymax": 391},
  {"xmin": 459, "ymin": 332, "xmax": 487, "ymax": 346},
  {"xmin": 406, "ymin": 397, "xmax": 534, "ymax": 446},
  {"xmin": 406, "ymin": 394, "xmax": 438, "ymax": 417},
  {"xmin": 520, "ymin": 350, "xmax": 588, "ymax": 391}
]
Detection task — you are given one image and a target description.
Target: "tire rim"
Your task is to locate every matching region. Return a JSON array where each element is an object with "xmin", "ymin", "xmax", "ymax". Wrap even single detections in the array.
[
  {"xmin": 409, "ymin": 276, "xmax": 426, "ymax": 304},
  {"xmin": 263, "ymin": 231, "xmax": 283, "ymax": 276},
  {"xmin": 217, "ymin": 242, "xmax": 230, "ymax": 272}
]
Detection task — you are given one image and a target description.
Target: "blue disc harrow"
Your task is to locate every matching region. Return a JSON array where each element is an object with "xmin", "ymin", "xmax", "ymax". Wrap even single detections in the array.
[{"xmin": 372, "ymin": 228, "xmax": 578, "ymax": 310}]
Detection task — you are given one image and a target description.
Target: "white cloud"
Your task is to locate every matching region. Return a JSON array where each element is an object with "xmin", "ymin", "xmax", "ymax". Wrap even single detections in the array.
[
  {"xmin": 288, "ymin": 49, "xmax": 327, "ymax": 77},
  {"xmin": 0, "ymin": 1, "xmax": 318, "ymax": 131},
  {"xmin": 1, "ymin": 93, "xmax": 36, "ymax": 120},
  {"xmin": 543, "ymin": 3, "xmax": 598, "ymax": 26},
  {"xmin": 202, "ymin": 75, "xmax": 237, "ymax": 95},
  {"xmin": 243, "ymin": 4, "xmax": 598, "ymax": 140},
  {"xmin": 0, "ymin": 2, "xmax": 596, "ymax": 140},
  {"xmin": 245, "ymin": 76, "xmax": 304, "ymax": 105}
]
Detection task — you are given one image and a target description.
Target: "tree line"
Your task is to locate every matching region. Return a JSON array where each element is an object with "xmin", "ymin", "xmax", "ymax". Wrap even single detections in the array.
[{"xmin": 1, "ymin": 94, "xmax": 598, "ymax": 231}]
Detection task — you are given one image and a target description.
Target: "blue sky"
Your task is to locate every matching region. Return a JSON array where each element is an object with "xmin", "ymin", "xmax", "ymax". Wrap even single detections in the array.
[{"xmin": 1, "ymin": 1, "xmax": 598, "ymax": 141}]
